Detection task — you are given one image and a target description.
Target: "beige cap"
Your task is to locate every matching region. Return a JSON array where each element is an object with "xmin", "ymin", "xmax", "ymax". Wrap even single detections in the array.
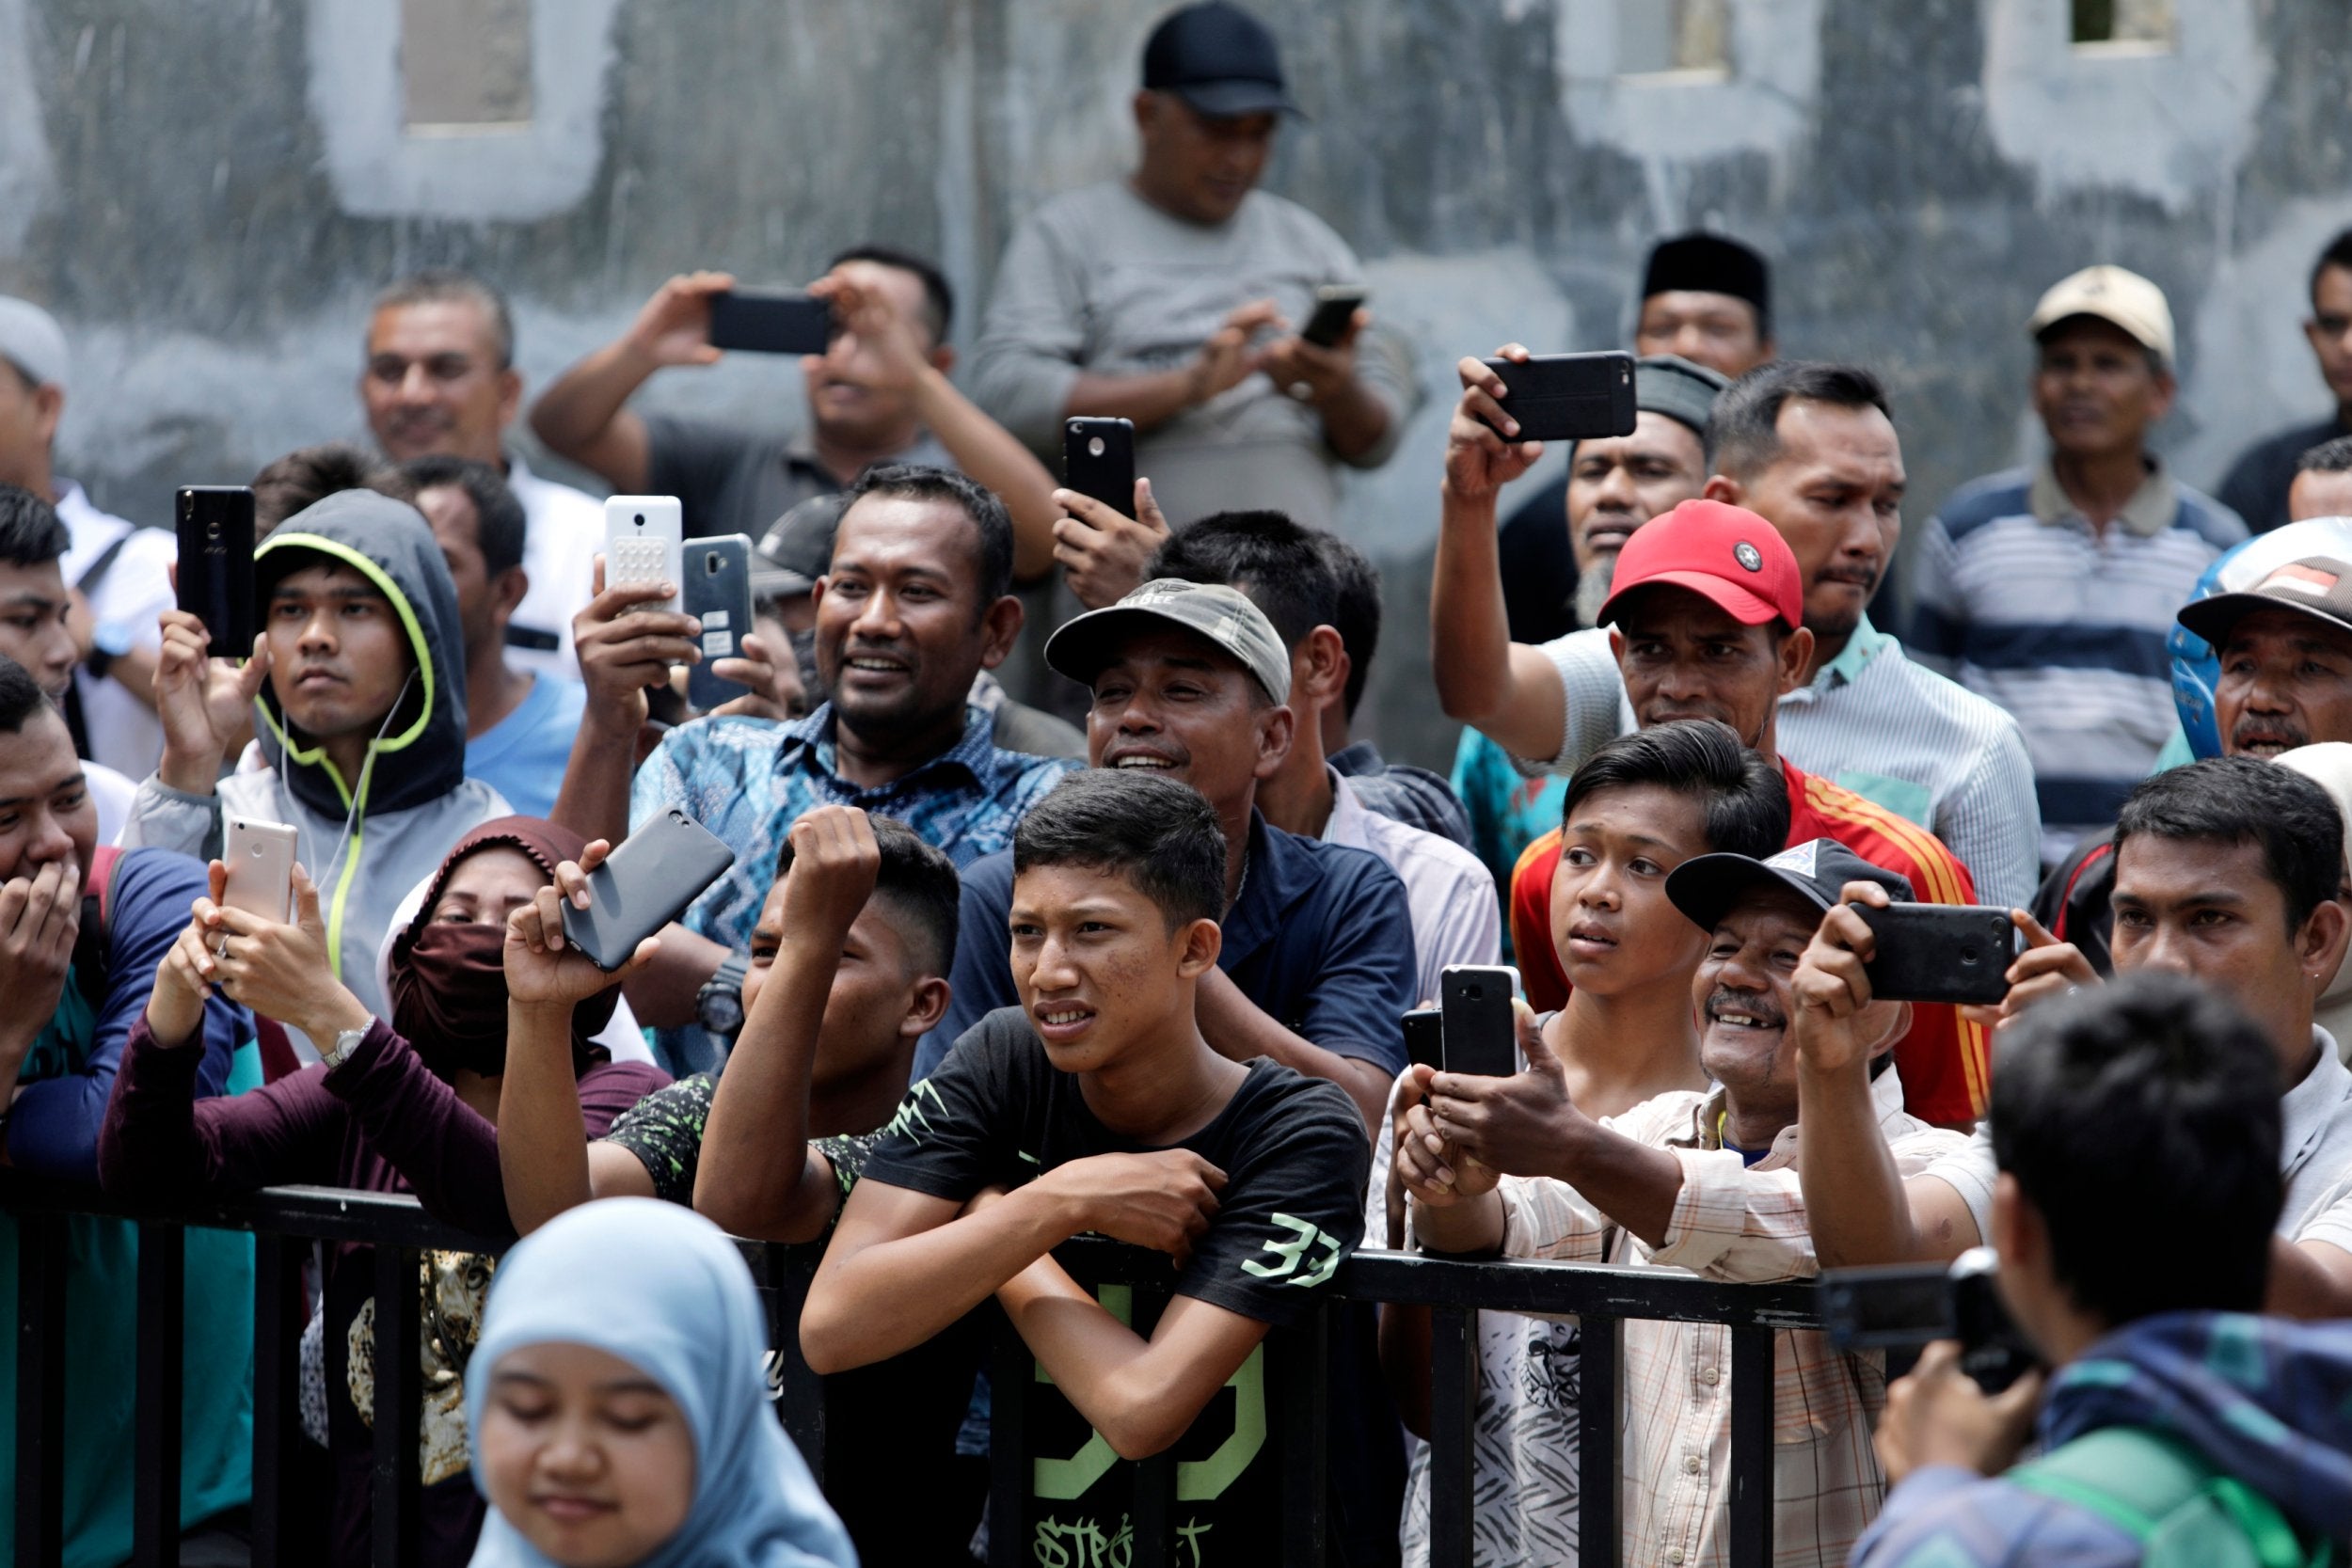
[
  {"xmin": 2028, "ymin": 264, "xmax": 2174, "ymax": 368},
  {"xmin": 1044, "ymin": 578, "xmax": 1292, "ymax": 705}
]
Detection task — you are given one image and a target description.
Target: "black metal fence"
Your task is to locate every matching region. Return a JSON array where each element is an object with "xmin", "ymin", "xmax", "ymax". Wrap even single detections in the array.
[{"xmin": 6, "ymin": 1174, "xmax": 1822, "ymax": 1568}]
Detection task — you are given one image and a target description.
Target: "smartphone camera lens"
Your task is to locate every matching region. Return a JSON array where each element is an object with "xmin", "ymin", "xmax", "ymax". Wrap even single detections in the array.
[
  {"xmin": 634, "ymin": 513, "xmax": 645, "ymax": 528},
  {"xmin": 1088, "ymin": 436, "xmax": 1105, "ymax": 457},
  {"xmin": 1960, "ymin": 945, "xmax": 1979, "ymax": 966},
  {"xmin": 1465, "ymin": 984, "xmax": 1483, "ymax": 1001},
  {"xmin": 706, "ymin": 553, "xmax": 720, "ymax": 575}
]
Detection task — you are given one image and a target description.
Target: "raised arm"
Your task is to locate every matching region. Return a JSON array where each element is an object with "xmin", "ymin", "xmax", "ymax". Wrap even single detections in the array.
[
  {"xmin": 694, "ymin": 807, "xmax": 879, "ymax": 1242},
  {"xmin": 1793, "ymin": 885, "xmax": 1981, "ymax": 1269},
  {"xmin": 1428, "ymin": 350, "xmax": 1571, "ymax": 761},
  {"xmin": 548, "ymin": 563, "xmax": 704, "ymax": 847},
  {"xmin": 529, "ymin": 271, "xmax": 735, "ymax": 495},
  {"xmin": 497, "ymin": 847, "xmax": 666, "ymax": 1233}
]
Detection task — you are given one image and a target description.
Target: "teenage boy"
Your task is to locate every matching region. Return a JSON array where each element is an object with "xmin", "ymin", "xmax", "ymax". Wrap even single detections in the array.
[
  {"xmin": 0, "ymin": 483, "xmax": 138, "ymax": 840},
  {"xmin": 497, "ymin": 804, "xmax": 972, "ymax": 1564},
  {"xmin": 0, "ymin": 656, "xmax": 257, "ymax": 1565},
  {"xmin": 803, "ymin": 768, "xmax": 1389, "ymax": 1565},
  {"xmin": 1495, "ymin": 499, "xmax": 1993, "ymax": 1125},
  {"xmin": 1855, "ymin": 974, "xmax": 2352, "ymax": 1564},
  {"xmin": 405, "ymin": 455, "xmax": 585, "ymax": 816},
  {"xmin": 1397, "ymin": 838, "xmax": 1994, "ymax": 1568},
  {"xmin": 1383, "ymin": 719, "xmax": 1788, "ymax": 1567},
  {"xmin": 124, "ymin": 488, "xmax": 506, "ymax": 1046},
  {"xmin": 1973, "ymin": 758, "xmax": 2352, "ymax": 1318},
  {"xmin": 921, "ymin": 577, "xmax": 1416, "ymax": 1132}
]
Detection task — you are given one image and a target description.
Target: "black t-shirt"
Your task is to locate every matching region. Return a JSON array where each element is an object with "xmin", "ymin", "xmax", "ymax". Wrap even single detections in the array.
[
  {"xmin": 600, "ymin": 1072, "xmax": 983, "ymax": 1563},
  {"xmin": 865, "ymin": 1006, "xmax": 1396, "ymax": 1565}
]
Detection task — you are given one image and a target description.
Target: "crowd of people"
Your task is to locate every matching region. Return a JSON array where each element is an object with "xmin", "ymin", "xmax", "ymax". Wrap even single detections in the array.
[{"xmin": 8, "ymin": 4, "xmax": 2352, "ymax": 1566}]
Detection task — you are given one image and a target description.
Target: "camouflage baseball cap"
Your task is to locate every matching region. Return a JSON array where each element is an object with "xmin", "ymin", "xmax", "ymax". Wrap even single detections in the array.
[{"xmin": 1043, "ymin": 578, "xmax": 1292, "ymax": 705}]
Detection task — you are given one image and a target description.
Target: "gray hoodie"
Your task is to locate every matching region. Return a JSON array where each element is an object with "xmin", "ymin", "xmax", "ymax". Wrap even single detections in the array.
[{"xmin": 124, "ymin": 491, "xmax": 508, "ymax": 1052}]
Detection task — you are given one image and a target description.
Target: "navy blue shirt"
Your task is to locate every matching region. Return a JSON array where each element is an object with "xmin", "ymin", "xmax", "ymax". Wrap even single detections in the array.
[{"xmin": 916, "ymin": 809, "xmax": 1418, "ymax": 1082}]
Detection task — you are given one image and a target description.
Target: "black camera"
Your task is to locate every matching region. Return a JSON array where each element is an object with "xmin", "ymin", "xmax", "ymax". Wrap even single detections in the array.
[{"xmin": 1817, "ymin": 1246, "xmax": 2039, "ymax": 1392}]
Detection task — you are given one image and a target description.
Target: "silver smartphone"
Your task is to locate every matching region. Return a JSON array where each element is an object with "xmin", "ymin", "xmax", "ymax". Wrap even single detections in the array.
[{"xmin": 222, "ymin": 816, "xmax": 298, "ymax": 924}]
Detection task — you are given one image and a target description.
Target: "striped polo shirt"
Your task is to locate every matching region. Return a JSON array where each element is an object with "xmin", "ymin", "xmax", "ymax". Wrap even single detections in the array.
[
  {"xmin": 1908, "ymin": 460, "xmax": 2245, "ymax": 863},
  {"xmin": 1507, "ymin": 756, "xmax": 1992, "ymax": 1124}
]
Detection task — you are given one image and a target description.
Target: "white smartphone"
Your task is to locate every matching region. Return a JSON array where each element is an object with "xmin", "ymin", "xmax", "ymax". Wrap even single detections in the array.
[
  {"xmin": 603, "ymin": 496, "xmax": 686, "ymax": 616},
  {"xmin": 222, "ymin": 816, "xmax": 298, "ymax": 924}
]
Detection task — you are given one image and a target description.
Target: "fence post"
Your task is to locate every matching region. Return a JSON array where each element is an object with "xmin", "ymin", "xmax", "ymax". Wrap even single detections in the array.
[
  {"xmin": 756, "ymin": 1244, "xmax": 827, "ymax": 1478},
  {"xmin": 1277, "ymin": 1306, "xmax": 1328, "ymax": 1568},
  {"xmin": 370, "ymin": 1245, "xmax": 422, "ymax": 1568},
  {"xmin": 1726, "ymin": 1324, "xmax": 1775, "ymax": 1568},
  {"xmin": 132, "ymin": 1221, "xmax": 187, "ymax": 1568},
  {"xmin": 13, "ymin": 1210, "xmax": 68, "ymax": 1568},
  {"xmin": 248, "ymin": 1235, "xmax": 306, "ymax": 1568},
  {"xmin": 1578, "ymin": 1313, "xmax": 1623, "ymax": 1568},
  {"xmin": 987, "ymin": 1325, "xmax": 1025, "ymax": 1568},
  {"xmin": 1427, "ymin": 1304, "xmax": 1478, "ymax": 1568}
]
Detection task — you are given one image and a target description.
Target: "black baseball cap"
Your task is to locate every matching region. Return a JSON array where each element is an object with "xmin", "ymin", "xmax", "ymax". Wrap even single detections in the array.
[
  {"xmin": 1142, "ymin": 2, "xmax": 1301, "ymax": 119},
  {"xmin": 1664, "ymin": 837, "xmax": 1914, "ymax": 935}
]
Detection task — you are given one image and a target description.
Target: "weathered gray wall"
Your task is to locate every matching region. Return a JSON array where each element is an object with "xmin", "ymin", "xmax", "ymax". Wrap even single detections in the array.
[{"xmin": 3, "ymin": 0, "xmax": 2348, "ymax": 769}]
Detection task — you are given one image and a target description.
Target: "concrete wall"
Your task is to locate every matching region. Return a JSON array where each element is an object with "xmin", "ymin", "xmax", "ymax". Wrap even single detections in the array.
[{"xmin": 4, "ymin": 0, "xmax": 2350, "ymax": 769}]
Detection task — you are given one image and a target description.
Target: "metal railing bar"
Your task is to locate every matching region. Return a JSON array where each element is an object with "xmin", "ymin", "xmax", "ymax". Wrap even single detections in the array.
[
  {"xmin": 1277, "ymin": 1305, "xmax": 1328, "ymax": 1568},
  {"xmin": 1427, "ymin": 1305, "xmax": 1477, "ymax": 1568},
  {"xmin": 1727, "ymin": 1324, "xmax": 1775, "ymax": 1567},
  {"xmin": 1580, "ymin": 1312, "xmax": 1624, "ymax": 1568},
  {"xmin": 131, "ymin": 1222, "xmax": 186, "ymax": 1568},
  {"xmin": 248, "ymin": 1235, "xmax": 303, "ymax": 1568},
  {"xmin": 14, "ymin": 1209, "xmax": 68, "ymax": 1568},
  {"xmin": 370, "ymin": 1243, "xmax": 423, "ymax": 1568}
]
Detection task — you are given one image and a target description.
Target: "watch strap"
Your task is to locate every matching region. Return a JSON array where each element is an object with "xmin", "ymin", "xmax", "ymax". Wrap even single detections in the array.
[{"xmin": 322, "ymin": 1024, "xmax": 372, "ymax": 1074}]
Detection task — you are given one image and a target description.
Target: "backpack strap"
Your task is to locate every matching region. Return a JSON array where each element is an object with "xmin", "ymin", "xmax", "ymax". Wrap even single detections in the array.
[
  {"xmin": 67, "ymin": 846, "xmax": 125, "ymax": 1007},
  {"xmin": 2013, "ymin": 1426, "xmax": 2321, "ymax": 1568}
]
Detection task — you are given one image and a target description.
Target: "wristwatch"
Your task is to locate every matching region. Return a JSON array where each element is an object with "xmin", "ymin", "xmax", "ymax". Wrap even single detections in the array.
[
  {"xmin": 321, "ymin": 1024, "xmax": 371, "ymax": 1075},
  {"xmin": 695, "ymin": 953, "xmax": 751, "ymax": 1037},
  {"xmin": 86, "ymin": 621, "xmax": 136, "ymax": 682}
]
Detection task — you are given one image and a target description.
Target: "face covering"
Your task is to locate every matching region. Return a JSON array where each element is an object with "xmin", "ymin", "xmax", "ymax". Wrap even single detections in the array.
[{"xmin": 385, "ymin": 816, "xmax": 618, "ymax": 1079}]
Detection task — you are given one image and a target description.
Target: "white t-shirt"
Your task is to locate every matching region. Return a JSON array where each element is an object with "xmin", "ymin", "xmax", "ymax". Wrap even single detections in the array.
[
  {"xmin": 56, "ymin": 482, "xmax": 175, "ymax": 780},
  {"xmin": 503, "ymin": 454, "xmax": 602, "ymax": 682}
]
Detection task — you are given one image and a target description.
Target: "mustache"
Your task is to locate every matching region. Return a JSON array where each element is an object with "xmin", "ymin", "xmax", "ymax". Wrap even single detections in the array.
[
  {"xmin": 1704, "ymin": 989, "xmax": 1785, "ymax": 1029},
  {"xmin": 2232, "ymin": 715, "xmax": 2310, "ymax": 750}
]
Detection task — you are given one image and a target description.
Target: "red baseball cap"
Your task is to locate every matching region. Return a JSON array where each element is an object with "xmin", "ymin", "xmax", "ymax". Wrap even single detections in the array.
[{"xmin": 1596, "ymin": 498, "xmax": 1804, "ymax": 630}]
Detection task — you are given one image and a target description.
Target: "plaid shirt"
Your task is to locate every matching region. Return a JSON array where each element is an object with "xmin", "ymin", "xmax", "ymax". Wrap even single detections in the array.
[
  {"xmin": 1485, "ymin": 1070, "xmax": 1994, "ymax": 1568},
  {"xmin": 631, "ymin": 703, "xmax": 1075, "ymax": 953}
]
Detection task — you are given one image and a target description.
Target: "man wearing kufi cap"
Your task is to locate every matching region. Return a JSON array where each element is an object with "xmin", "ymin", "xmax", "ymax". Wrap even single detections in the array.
[
  {"xmin": 967, "ymin": 2, "xmax": 1421, "ymax": 534},
  {"xmin": 1636, "ymin": 231, "xmax": 1778, "ymax": 382},
  {"xmin": 1910, "ymin": 264, "xmax": 2249, "ymax": 864},
  {"xmin": 0, "ymin": 295, "xmax": 179, "ymax": 781}
]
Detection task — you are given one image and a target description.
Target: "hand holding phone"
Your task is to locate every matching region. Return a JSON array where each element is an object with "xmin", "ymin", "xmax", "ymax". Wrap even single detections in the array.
[
  {"xmin": 1438, "ymin": 964, "xmax": 1522, "ymax": 1077},
  {"xmin": 1300, "ymin": 284, "xmax": 1369, "ymax": 349},
  {"xmin": 1475, "ymin": 352, "xmax": 1638, "ymax": 444},
  {"xmin": 603, "ymin": 497, "xmax": 686, "ymax": 617},
  {"xmin": 175, "ymin": 486, "xmax": 257, "ymax": 658},
  {"xmin": 558, "ymin": 809, "xmax": 737, "ymax": 972},
  {"xmin": 683, "ymin": 535, "xmax": 755, "ymax": 711},
  {"xmin": 1858, "ymin": 905, "xmax": 2020, "ymax": 1006},
  {"xmin": 222, "ymin": 817, "xmax": 298, "ymax": 924},
  {"xmin": 1062, "ymin": 419, "xmax": 1137, "ymax": 514}
]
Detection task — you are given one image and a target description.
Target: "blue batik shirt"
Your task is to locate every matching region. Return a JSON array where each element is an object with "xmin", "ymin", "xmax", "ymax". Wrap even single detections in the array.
[{"xmin": 631, "ymin": 703, "xmax": 1076, "ymax": 955}]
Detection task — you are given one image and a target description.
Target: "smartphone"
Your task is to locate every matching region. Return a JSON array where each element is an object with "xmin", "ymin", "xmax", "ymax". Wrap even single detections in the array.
[
  {"xmin": 1062, "ymin": 418, "xmax": 1136, "ymax": 514},
  {"xmin": 1438, "ymin": 964, "xmax": 1521, "ymax": 1077},
  {"xmin": 707, "ymin": 290, "xmax": 834, "ymax": 356},
  {"xmin": 1858, "ymin": 904, "xmax": 2018, "ymax": 1006},
  {"xmin": 221, "ymin": 816, "xmax": 298, "ymax": 925},
  {"xmin": 175, "ymin": 486, "xmax": 258, "ymax": 659},
  {"xmin": 1402, "ymin": 1007, "xmax": 1444, "ymax": 1072},
  {"xmin": 604, "ymin": 496, "xmax": 686, "ymax": 616},
  {"xmin": 1301, "ymin": 283, "xmax": 1368, "ymax": 349},
  {"xmin": 684, "ymin": 534, "xmax": 755, "ymax": 712},
  {"xmin": 559, "ymin": 808, "xmax": 738, "ymax": 973},
  {"xmin": 1477, "ymin": 351, "xmax": 1639, "ymax": 444}
]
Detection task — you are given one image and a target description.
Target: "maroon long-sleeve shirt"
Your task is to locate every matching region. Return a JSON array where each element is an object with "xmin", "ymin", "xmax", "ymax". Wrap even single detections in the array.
[{"xmin": 99, "ymin": 1013, "xmax": 666, "ymax": 1568}]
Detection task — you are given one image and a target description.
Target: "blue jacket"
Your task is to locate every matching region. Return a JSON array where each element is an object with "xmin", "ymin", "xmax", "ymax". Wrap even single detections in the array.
[{"xmin": 1853, "ymin": 1312, "xmax": 2352, "ymax": 1565}]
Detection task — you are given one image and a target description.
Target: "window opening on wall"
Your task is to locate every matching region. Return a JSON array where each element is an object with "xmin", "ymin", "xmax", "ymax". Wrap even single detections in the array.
[
  {"xmin": 1616, "ymin": 0, "xmax": 1731, "ymax": 80},
  {"xmin": 2072, "ymin": 0, "xmax": 2174, "ymax": 52},
  {"xmin": 401, "ymin": 0, "xmax": 532, "ymax": 133}
]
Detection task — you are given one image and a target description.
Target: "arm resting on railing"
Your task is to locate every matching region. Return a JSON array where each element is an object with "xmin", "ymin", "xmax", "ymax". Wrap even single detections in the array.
[{"xmin": 97, "ymin": 1011, "xmax": 344, "ymax": 1197}]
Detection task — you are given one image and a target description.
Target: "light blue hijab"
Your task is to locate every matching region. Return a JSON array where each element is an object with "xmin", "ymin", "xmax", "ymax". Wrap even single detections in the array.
[{"xmin": 465, "ymin": 1199, "xmax": 857, "ymax": 1568}]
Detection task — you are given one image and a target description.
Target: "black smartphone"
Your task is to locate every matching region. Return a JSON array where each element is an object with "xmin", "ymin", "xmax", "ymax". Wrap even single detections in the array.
[
  {"xmin": 1402, "ymin": 1007, "xmax": 1444, "ymax": 1072},
  {"xmin": 1477, "ymin": 351, "xmax": 1639, "ymax": 444},
  {"xmin": 707, "ymin": 290, "xmax": 834, "ymax": 356},
  {"xmin": 1062, "ymin": 418, "xmax": 1136, "ymax": 513},
  {"xmin": 1301, "ymin": 283, "xmax": 1368, "ymax": 349},
  {"xmin": 175, "ymin": 485, "xmax": 257, "ymax": 659},
  {"xmin": 1438, "ymin": 964, "xmax": 1519, "ymax": 1077},
  {"xmin": 1858, "ymin": 904, "xmax": 2018, "ymax": 1006},
  {"xmin": 559, "ymin": 808, "xmax": 737, "ymax": 972},
  {"xmin": 684, "ymin": 534, "xmax": 756, "ymax": 712}
]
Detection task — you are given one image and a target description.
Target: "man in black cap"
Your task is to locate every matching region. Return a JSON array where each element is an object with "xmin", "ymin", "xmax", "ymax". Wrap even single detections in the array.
[
  {"xmin": 968, "ymin": 1, "xmax": 1419, "ymax": 534},
  {"xmin": 1492, "ymin": 233, "xmax": 1773, "ymax": 646}
]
